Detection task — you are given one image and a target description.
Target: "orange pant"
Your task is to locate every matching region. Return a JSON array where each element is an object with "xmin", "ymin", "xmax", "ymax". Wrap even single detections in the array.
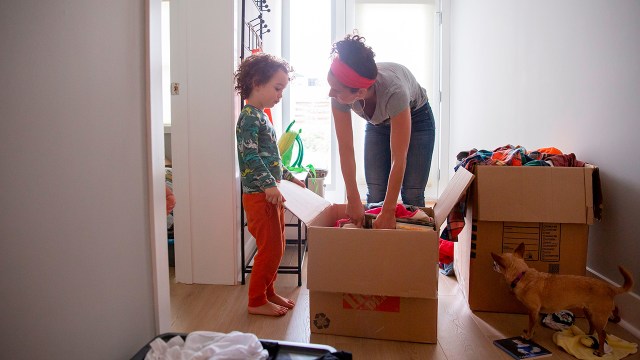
[{"xmin": 243, "ymin": 192, "xmax": 286, "ymax": 307}]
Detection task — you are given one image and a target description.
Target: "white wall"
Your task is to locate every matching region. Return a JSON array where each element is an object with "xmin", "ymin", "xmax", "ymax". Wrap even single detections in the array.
[
  {"xmin": 0, "ymin": 1, "xmax": 159, "ymax": 358},
  {"xmin": 449, "ymin": 0, "xmax": 640, "ymax": 333},
  {"xmin": 262, "ymin": 0, "xmax": 284, "ymax": 133}
]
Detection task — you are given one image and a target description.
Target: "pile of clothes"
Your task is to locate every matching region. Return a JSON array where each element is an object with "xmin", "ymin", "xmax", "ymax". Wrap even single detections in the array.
[
  {"xmin": 542, "ymin": 313, "xmax": 638, "ymax": 359},
  {"xmin": 144, "ymin": 331, "xmax": 268, "ymax": 360},
  {"xmin": 438, "ymin": 145, "xmax": 588, "ymax": 275}
]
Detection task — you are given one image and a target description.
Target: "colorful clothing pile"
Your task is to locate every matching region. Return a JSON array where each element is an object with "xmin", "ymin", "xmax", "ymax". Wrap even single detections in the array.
[
  {"xmin": 438, "ymin": 145, "xmax": 587, "ymax": 272},
  {"xmin": 334, "ymin": 203, "xmax": 433, "ymax": 228},
  {"xmin": 455, "ymin": 145, "xmax": 585, "ymax": 170},
  {"xmin": 440, "ymin": 145, "xmax": 586, "ymax": 243},
  {"xmin": 365, "ymin": 203, "xmax": 433, "ymax": 223}
]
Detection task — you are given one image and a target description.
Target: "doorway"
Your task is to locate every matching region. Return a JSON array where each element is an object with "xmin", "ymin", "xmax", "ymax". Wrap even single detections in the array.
[{"xmin": 148, "ymin": 0, "xmax": 451, "ymax": 332}]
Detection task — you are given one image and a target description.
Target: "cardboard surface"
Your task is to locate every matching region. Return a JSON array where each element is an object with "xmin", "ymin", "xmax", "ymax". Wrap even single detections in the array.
[
  {"xmin": 455, "ymin": 219, "xmax": 589, "ymax": 314},
  {"xmin": 454, "ymin": 165, "xmax": 595, "ymax": 313},
  {"xmin": 474, "ymin": 166, "xmax": 599, "ymax": 224},
  {"xmin": 278, "ymin": 168, "xmax": 474, "ymax": 342},
  {"xmin": 307, "ymin": 226, "xmax": 439, "ymax": 299},
  {"xmin": 310, "ymin": 291, "xmax": 438, "ymax": 343},
  {"xmin": 434, "ymin": 167, "xmax": 475, "ymax": 231}
]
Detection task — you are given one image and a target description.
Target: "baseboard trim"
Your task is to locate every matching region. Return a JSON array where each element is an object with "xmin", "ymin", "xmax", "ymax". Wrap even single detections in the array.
[{"xmin": 587, "ymin": 266, "xmax": 640, "ymax": 339}]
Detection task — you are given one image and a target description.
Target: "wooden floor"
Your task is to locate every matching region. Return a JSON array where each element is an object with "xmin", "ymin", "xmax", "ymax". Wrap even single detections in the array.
[{"xmin": 169, "ymin": 247, "xmax": 639, "ymax": 359}]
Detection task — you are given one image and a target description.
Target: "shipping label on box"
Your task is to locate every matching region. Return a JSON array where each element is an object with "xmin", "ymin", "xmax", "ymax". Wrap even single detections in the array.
[{"xmin": 502, "ymin": 222, "xmax": 562, "ymax": 264}]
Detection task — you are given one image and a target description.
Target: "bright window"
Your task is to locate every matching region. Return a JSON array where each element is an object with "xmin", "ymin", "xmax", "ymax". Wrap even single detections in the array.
[
  {"xmin": 352, "ymin": 0, "xmax": 439, "ymax": 201},
  {"xmin": 288, "ymin": 1, "xmax": 333, "ymax": 185},
  {"xmin": 286, "ymin": 0, "xmax": 440, "ymax": 202}
]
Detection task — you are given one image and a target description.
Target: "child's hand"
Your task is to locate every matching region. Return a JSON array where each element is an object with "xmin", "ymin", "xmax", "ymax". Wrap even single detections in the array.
[
  {"xmin": 265, "ymin": 186, "xmax": 285, "ymax": 205},
  {"xmin": 287, "ymin": 177, "xmax": 306, "ymax": 188}
]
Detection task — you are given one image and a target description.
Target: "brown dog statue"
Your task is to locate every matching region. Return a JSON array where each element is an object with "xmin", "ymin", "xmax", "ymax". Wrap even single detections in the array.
[{"xmin": 491, "ymin": 242, "xmax": 633, "ymax": 357}]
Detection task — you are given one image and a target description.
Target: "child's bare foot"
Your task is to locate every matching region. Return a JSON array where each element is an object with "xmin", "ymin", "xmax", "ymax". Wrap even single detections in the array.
[
  {"xmin": 268, "ymin": 294, "xmax": 296, "ymax": 309},
  {"xmin": 248, "ymin": 301, "xmax": 288, "ymax": 316}
]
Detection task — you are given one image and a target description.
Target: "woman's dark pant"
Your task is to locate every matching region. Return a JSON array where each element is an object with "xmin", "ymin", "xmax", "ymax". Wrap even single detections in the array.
[{"xmin": 364, "ymin": 101, "xmax": 436, "ymax": 207}]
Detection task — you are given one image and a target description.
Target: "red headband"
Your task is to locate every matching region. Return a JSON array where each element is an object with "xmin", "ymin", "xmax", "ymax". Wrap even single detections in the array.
[{"xmin": 330, "ymin": 57, "xmax": 376, "ymax": 89}]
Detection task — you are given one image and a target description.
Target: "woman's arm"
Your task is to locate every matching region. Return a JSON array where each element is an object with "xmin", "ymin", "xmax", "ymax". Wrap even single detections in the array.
[
  {"xmin": 333, "ymin": 108, "xmax": 365, "ymax": 227},
  {"xmin": 373, "ymin": 107, "xmax": 411, "ymax": 229}
]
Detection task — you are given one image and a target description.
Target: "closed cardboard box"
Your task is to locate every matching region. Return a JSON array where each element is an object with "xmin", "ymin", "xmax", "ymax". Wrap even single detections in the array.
[
  {"xmin": 454, "ymin": 165, "xmax": 601, "ymax": 314},
  {"xmin": 279, "ymin": 167, "xmax": 474, "ymax": 343}
]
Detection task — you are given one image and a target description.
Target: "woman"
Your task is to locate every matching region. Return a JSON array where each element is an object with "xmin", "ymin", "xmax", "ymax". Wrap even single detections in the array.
[{"xmin": 328, "ymin": 34, "xmax": 435, "ymax": 229}]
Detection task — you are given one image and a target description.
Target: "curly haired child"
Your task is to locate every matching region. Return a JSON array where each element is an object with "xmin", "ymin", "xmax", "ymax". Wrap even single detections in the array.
[{"xmin": 234, "ymin": 53, "xmax": 305, "ymax": 316}]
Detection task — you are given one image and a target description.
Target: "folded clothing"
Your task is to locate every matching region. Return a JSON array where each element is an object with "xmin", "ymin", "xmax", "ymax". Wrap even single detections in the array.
[
  {"xmin": 365, "ymin": 204, "xmax": 433, "ymax": 223},
  {"xmin": 439, "ymin": 261, "xmax": 454, "ymax": 276},
  {"xmin": 145, "ymin": 331, "xmax": 268, "ymax": 360},
  {"xmin": 335, "ymin": 203, "xmax": 434, "ymax": 228},
  {"xmin": 541, "ymin": 310, "xmax": 575, "ymax": 331},
  {"xmin": 439, "ymin": 239, "xmax": 454, "ymax": 264},
  {"xmin": 553, "ymin": 325, "xmax": 638, "ymax": 360}
]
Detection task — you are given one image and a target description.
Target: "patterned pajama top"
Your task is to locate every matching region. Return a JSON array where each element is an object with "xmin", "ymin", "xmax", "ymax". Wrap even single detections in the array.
[{"xmin": 236, "ymin": 105, "xmax": 293, "ymax": 193}]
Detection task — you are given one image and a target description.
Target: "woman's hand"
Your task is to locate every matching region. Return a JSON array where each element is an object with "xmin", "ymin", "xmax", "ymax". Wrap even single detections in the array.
[
  {"xmin": 346, "ymin": 199, "xmax": 365, "ymax": 228},
  {"xmin": 373, "ymin": 208, "xmax": 397, "ymax": 229},
  {"xmin": 264, "ymin": 186, "xmax": 284, "ymax": 205}
]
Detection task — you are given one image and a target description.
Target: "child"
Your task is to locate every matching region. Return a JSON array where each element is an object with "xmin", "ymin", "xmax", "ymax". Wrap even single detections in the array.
[{"xmin": 234, "ymin": 53, "xmax": 305, "ymax": 316}]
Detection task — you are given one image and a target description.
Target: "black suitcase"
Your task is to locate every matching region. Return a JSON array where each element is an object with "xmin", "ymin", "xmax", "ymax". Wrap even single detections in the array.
[{"xmin": 130, "ymin": 332, "xmax": 351, "ymax": 360}]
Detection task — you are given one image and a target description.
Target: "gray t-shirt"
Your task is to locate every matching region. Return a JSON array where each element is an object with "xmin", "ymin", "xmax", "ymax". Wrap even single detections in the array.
[{"xmin": 331, "ymin": 62, "xmax": 428, "ymax": 125}]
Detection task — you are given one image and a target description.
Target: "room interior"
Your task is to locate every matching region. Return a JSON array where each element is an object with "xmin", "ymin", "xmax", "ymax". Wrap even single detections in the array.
[{"xmin": 2, "ymin": 0, "xmax": 639, "ymax": 359}]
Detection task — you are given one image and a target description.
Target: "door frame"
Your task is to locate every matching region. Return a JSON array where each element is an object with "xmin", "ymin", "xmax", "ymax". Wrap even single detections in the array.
[
  {"xmin": 145, "ymin": 0, "xmax": 451, "ymax": 333},
  {"xmin": 438, "ymin": 0, "xmax": 451, "ymax": 193},
  {"xmin": 146, "ymin": 0, "xmax": 171, "ymax": 333}
]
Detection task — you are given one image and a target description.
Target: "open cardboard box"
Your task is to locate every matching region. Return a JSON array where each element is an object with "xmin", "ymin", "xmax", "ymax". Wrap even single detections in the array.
[
  {"xmin": 279, "ymin": 167, "xmax": 474, "ymax": 343},
  {"xmin": 454, "ymin": 165, "xmax": 601, "ymax": 314}
]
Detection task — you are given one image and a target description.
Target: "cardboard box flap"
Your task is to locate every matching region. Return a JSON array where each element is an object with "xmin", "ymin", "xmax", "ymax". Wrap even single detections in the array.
[
  {"xmin": 279, "ymin": 180, "xmax": 332, "ymax": 224},
  {"xmin": 307, "ymin": 226, "xmax": 439, "ymax": 299},
  {"xmin": 475, "ymin": 166, "xmax": 598, "ymax": 224},
  {"xmin": 433, "ymin": 167, "xmax": 475, "ymax": 232},
  {"xmin": 585, "ymin": 164, "xmax": 602, "ymax": 223}
]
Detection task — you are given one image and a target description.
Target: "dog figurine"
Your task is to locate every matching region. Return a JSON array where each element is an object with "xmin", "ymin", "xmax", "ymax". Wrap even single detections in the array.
[{"xmin": 491, "ymin": 242, "xmax": 633, "ymax": 357}]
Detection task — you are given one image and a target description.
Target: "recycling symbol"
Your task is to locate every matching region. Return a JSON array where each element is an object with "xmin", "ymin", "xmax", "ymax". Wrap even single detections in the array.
[{"xmin": 313, "ymin": 313, "xmax": 330, "ymax": 329}]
